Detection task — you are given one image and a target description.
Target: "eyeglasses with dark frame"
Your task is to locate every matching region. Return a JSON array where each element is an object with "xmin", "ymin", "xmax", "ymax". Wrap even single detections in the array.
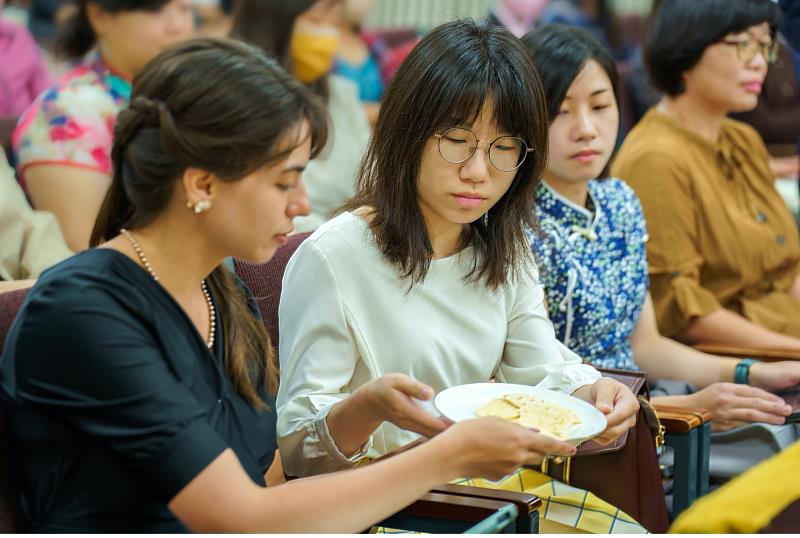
[
  {"xmin": 719, "ymin": 38, "xmax": 779, "ymax": 64},
  {"xmin": 433, "ymin": 127, "xmax": 534, "ymax": 172}
]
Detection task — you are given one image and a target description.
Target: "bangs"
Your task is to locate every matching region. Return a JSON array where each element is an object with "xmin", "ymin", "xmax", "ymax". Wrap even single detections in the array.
[
  {"xmin": 410, "ymin": 30, "xmax": 544, "ymax": 151},
  {"xmin": 706, "ymin": 0, "xmax": 781, "ymax": 41}
]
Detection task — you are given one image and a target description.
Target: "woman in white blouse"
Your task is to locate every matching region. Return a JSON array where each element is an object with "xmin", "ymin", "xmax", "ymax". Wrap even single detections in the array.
[{"xmin": 276, "ymin": 19, "xmax": 642, "ymax": 534}]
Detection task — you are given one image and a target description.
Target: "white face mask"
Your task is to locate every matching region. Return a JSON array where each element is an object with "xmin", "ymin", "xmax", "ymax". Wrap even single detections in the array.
[{"xmin": 342, "ymin": 0, "xmax": 374, "ymax": 26}]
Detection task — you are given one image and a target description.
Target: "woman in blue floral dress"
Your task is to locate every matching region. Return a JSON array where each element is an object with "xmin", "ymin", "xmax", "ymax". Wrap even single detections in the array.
[{"xmin": 521, "ymin": 25, "xmax": 800, "ymax": 436}]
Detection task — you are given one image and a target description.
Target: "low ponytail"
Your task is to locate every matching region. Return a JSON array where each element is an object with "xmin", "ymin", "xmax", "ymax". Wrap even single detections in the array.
[
  {"xmin": 56, "ymin": 1, "xmax": 97, "ymax": 60},
  {"xmin": 90, "ymin": 96, "xmax": 161, "ymax": 246}
]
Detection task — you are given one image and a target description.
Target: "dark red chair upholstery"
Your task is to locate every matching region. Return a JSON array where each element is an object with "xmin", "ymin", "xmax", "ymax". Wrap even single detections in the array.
[
  {"xmin": 0, "ymin": 289, "xmax": 28, "ymax": 353},
  {"xmin": 0, "ymin": 288, "xmax": 30, "ymax": 532},
  {"xmin": 233, "ymin": 232, "xmax": 310, "ymax": 352}
]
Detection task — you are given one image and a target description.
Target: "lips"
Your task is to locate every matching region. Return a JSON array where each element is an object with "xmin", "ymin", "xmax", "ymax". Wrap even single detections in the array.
[
  {"xmin": 451, "ymin": 193, "xmax": 487, "ymax": 209},
  {"xmin": 571, "ymin": 150, "xmax": 600, "ymax": 164},
  {"xmin": 743, "ymin": 81, "xmax": 763, "ymax": 94},
  {"xmin": 274, "ymin": 228, "xmax": 293, "ymax": 244}
]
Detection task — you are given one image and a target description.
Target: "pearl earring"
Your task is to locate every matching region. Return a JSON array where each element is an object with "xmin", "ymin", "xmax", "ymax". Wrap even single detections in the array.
[{"xmin": 188, "ymin": 200, "xmax": 212, "ymax": 214}]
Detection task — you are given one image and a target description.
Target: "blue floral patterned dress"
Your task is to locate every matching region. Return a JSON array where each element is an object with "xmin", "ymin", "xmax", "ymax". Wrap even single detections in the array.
[{"xmin": 529, "ymin": 179, "xmax": 650, "ymax": 370}]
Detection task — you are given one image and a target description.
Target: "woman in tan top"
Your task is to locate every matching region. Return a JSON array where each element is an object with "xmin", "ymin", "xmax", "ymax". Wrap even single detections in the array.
[{"xmin": 612, "ymin": 0, "xmax": 800, "ymax": 352}]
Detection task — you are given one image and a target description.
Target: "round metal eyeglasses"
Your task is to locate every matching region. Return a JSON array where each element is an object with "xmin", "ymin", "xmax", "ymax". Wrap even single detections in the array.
[{"xmin": 433, "ymin": 127, "xmax": 534, "ymax": 172}]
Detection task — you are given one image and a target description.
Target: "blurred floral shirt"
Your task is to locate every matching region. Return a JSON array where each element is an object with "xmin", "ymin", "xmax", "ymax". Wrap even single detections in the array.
[{"xmin": 12, "ymin": 53, "xmax": 131, "ymax": 186}]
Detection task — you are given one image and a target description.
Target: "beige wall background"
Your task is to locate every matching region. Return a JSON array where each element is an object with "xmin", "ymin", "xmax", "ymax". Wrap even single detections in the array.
[{"xmin": 364, "ymin": 0, "xmax": 655, "ymax": 30}]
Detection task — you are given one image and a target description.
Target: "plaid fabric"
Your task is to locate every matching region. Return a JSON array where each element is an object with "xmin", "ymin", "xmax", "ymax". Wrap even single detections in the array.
[{"xmin": 454, "ymin": 468, "xmax": 647, "ymax": 534}]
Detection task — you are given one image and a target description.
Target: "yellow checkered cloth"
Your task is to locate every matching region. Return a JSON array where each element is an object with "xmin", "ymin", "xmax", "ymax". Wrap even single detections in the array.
[
  {"xmin": 454, "ymin": 468, "xmax": 647, "ymax": 534},
  {"xmin": 374, "ymin": 467, "xmax": 647, "ymax": 534}
]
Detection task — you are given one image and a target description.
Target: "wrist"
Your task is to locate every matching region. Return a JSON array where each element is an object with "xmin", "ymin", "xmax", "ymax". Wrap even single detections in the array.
[
  {"xmin": 570, "ymin": 383, "xmax": 594, "ymax": 402},
  {"xmin": 734, "ymin": 358, "xmax": 759, "ymax": 385},
  {"xmin": 425, "ymin": 428, "xmax": 468, "ymax": 481}
]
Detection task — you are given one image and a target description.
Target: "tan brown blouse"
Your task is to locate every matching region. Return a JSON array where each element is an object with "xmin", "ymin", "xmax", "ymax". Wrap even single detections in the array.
[{"xmin": 611, "ymin": 108, "xmax": 800, "ymax": 338}]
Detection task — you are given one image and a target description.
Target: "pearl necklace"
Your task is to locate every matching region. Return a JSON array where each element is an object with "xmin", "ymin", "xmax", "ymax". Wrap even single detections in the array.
[{"xmin": 120, "ymin": 228, "xmax": 215, "ymax": 349}]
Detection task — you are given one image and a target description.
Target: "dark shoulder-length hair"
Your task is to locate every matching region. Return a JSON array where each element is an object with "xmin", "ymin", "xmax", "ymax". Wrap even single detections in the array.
[
  {"xmin": 341, "ymin": 18, "xmax": 549, "ymax": 290},
  {"xmin": 57, "ymin": 0, "xmax": 172, "ymax": 60},
  {"xmin": 646, "ymin": 0, "xmax": 780, "ymax": 96},
  {"xmin": 521, "ymin": 24, "xmax": 620, "ymax": 123},
  {"xmin": 91, "ymin": 38, "xmax": 328, "ymax": 407}
]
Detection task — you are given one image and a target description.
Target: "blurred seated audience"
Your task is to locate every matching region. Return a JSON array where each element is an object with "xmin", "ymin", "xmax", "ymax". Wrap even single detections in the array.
[
  {"xmin": 0, "ymin": 38, "xmax": 552, "ymax": 533},
  {"xmin": 612, "ymin": 0, "xmax": 800, "ymax": 352},
  {"xmin": 732, "ymin": 38, "xmax": 800, "ymax": 179},
  {"xmin": 12, "ymin": 0, "xmax": 194, "ymax": 252},
  {"xmin": 332, "ymin": 0, "xmax": 382, "ymax": 124},
  {"xmin": 232, "ymin": 0, "xmax": 370, "ymax": 232},
  {"xmin": 0, "ymin": 149, "xmax": 71, "ymax": 291},
  {"xmin": 0, "ymin": 0, "xmax": 52, "ymax": 117}
]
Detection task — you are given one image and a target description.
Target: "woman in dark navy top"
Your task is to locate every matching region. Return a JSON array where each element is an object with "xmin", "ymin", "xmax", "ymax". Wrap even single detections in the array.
[{"xmin": 0, "ymin": 38, "xmax": 570, "ymax": 533}]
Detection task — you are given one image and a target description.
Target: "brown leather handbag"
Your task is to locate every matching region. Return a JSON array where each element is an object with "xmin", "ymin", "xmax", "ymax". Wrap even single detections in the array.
[{"xmin": 537, "ymin": 368, "xmax": 670, "ymax": 533}]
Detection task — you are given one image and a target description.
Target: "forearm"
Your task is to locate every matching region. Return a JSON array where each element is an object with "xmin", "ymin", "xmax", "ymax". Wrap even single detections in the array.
[
  {"xmin": 681, "ymin": 308, "xmax": 800, "ymax": 351},
  {"xmin": 179, "ymin": 443, "xmax": 459, "ymax": 533},
  {"xmin": 326, "ymin": 390, "xmax": 383, "ymax": 457},
  {"xmin": 632, "ymin": 334, "xmax": 737, "ymax": 388}
]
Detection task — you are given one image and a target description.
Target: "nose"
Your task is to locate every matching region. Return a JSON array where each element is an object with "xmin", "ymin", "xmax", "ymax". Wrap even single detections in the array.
[
  {"xmin": 573, "ymin": 110, "xmax": 598, "ymax": 141},
  {"xmin": 288, "ymin": 179, "xmax": 312, "ymax": 218},
  {"xmin": 460, "ymin": 141, "xmax": 490, "ymax": 183},
  {"xmin": 748, "ymin": 48, "xmax": 769, "ymax": 74}
]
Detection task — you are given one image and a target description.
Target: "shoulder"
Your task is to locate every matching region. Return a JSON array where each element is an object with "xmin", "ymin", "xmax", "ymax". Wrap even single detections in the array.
[
  {"xmin": 721, "ymin": 117, "xmax": 768, "ymax": 147},
  {"xmin": 595, "ymin": 178, "xmax": 648, "ymax": 237},
  {"xmin": 613, "ymin": 111, "xmax": 689, "ymax": 171},
  {"xmin": 24, "ymin": 250, "xmax": 147, "ymax": 319},
  {"xmin": 290, "ymin": 212, "xmax": 376, "ymax": 271},
  {"xmin": 15, "ymin": 63, "xmax": 121, "ymax": 137},
  {"xmin": 592, "ymin": 178, "xmax": 642, "ymax": 210}
]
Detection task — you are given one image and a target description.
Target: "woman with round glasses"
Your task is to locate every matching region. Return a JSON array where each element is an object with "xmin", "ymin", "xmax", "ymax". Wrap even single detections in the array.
[
  {"xmin": 612, "ymin": 0, "xmax": 800, "ymax": 352},
  {"xmin": 275, "ymin": 19, "xmax": 643, "ymax": 534}
]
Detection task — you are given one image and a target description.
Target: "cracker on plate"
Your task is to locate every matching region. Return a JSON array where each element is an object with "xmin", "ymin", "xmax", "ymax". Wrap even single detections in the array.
[{"xmin": 476, "ymin": 393, "xmax": 582, "ymax": 439}]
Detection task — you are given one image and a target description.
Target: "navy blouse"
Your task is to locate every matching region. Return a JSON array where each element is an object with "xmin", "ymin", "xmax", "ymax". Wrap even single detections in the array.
[{"xmin": 0, "ymin": 249, "xmax": 277, "ymax": 532}]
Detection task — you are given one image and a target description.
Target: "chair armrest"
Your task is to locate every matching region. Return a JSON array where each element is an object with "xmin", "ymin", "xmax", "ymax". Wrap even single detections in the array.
[
  {"xmin": 431, "ymin": 483, "xmax": 540, "ymax": 532},
  {"xmin": 373, "ymin": 492, "xmax": 517, "ymax": 533},
  {"xmin": 652, "ymin": 404, "xmax": 712, "ymax": 433},
  {"xmin": 693, "ymin": 343, "xmax": 800, "ymax": 362},
  {"xmin": 372, "ymin": 442, "xmax": 541, "ymax": 533}
]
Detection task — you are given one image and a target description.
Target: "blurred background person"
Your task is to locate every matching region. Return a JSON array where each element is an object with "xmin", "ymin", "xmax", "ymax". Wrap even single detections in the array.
[
  {"xmin": 487, "ymin": 0, "xmax": 549, "ymax": 37},
  {"xmin": 0, "ymin": 147, "xmax": 71, "ymax": 292},
  {"xmin": 11, "ymin": 0, "xmax": 194, "ymax": 252},
  {"xmin": 232, "ymin": 0, "xmax": 371, "ymax": 233},
  {"xmin": 332, "ymin": 0, "xmax": 382, "ymax": 125},
  {"xmin": 193, "ymin": 0, "xmax": 233, "ymax": 38},
  {"xmin": 0, "ymin": 0, "xmax": 51, "ymax": 120}
]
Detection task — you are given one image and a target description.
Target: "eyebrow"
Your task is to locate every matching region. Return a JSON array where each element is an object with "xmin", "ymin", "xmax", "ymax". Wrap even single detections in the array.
[
  {"xmin": 282, "ymin": 165, "xmax": 306, "ymax": 174},
  {"xmin": 564, "ymin": 88, "xmax": 611, "ymax": 100}
]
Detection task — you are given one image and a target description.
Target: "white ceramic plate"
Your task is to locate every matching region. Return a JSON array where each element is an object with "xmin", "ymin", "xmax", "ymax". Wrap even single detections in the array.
[{"xmin": 434, "ymin": 383, "xmax": 607, "ymax": 445}]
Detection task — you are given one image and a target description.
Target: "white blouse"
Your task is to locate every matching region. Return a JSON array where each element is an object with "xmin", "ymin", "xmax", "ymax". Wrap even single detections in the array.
[{"xmin": 276, "ymin": 212, "xmax": 601, "ymax": 477}]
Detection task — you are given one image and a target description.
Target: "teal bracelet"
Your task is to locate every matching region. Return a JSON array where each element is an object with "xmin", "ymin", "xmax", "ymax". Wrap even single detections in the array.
[{"xmin": 734, "ymin": 358, "xmax": 759, "ymax": 385}]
